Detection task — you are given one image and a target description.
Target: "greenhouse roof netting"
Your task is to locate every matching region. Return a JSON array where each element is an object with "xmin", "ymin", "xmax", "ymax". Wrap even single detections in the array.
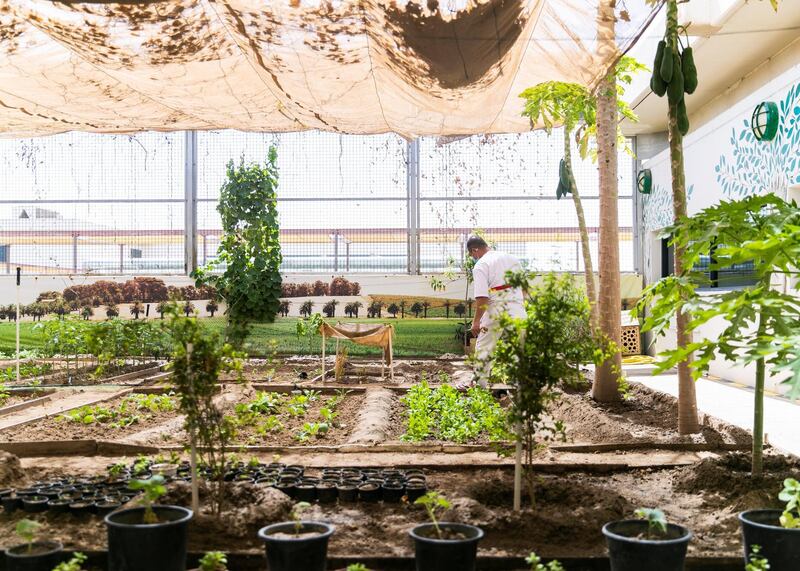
[{"xmin": 0, "ymin": 0, "xmax": 659, "ymax": 138}]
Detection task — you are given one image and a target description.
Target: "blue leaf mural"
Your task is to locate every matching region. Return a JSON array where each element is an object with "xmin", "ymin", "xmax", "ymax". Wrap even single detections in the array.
[{"xmin": 716, "ymin": 83, "xmax": 800, "ymax": 198}]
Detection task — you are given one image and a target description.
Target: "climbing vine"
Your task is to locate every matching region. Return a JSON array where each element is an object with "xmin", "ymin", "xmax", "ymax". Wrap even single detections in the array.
[{"xmin": 194, "ymin": 147, "xmax": 283, "ymax": 344}]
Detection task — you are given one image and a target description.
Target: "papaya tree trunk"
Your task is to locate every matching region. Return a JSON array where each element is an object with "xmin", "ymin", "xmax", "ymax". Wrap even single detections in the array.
[
  {"xmin": 592, "ymin": 0, "xmax": 622, "ymax": 402},
  {"xmin": 564, "ymin": 129, "xmax": 598, "ymax": 330},
  {"xmin": 752, "ymin": 272, "xmax": 771, "ymax": 478},
  {"xmin": 666, "ymin": 0, "xmax": 700, "ymax": 434}
]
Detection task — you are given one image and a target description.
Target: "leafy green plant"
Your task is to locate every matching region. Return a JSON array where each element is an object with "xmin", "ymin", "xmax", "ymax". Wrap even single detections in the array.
[
  {"xmin": 0, "ymin": 383, "xmax": 9, "ymax": 406},
  {"xmin": 745, "ymin": 545, "xmax": 770, "ymax": 571},
  {"xmin": 493, "ymin": 272, "xmax": 600, "ymax": 507},
  {"xmin": 401, "ymin": 381, "xmax": 510, "ymax": 444},
  {"xmin": 295, "ymin": 421, "xmax": 329, "ymax": 442},
  {"xmin": 346, "ymin": 565, "xmax": 370, "ymax": 571},
  {"xmin": 53, "ymin": 552, "xmax": 88, "ymax": 571},
  {"xmin": 108, "ymin": 462, "xmax": 127, "ymax": 479},
  {"xmin": 292, "ymin": 501, "xmax": 312, "ymax": 537},
  {"xmin": 635, "ymin": 195, "xmax": 800, "ymax": 475},
  {"xmin": 193, "ymin": 148, "xmax": 282, "ymax": 346},
  {"xmin": 634, "ymin": 508, "xmax": 668, "ymax": 538},
  {"xmin": 165, "ymin": 308, "xmax": 242, "ymax": 516},
  {"xmin": 779, "ymin": 478, "xmax": 800, "ymax": 529},
  {"xmin": 198, "ymin": 551, "xmax": 228, "ymax": 571},
  {"xmin": 129, "ymin": 475, "xmax": 167, "ymax": 524},
  {"xmin": 415, "ymin": 491, "xmax": 450, "ymax": 539},
  {"xmin": 15, "ymin": 519, "xmax": 41, "ymax": 553},
  {"xmin": 525, "ymin": 552, "xmax": 564, "ymax": 571}
]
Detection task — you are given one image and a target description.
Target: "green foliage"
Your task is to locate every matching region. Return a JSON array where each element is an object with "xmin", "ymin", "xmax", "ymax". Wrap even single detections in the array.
[
  {"xmin": 415, "ymin": 491, "xmax": 450, "ymax": 539},
  {"xmin": 635, "ymin": 196, "xmax": 800, "ymax": 474},
  {"xmin": 401, "ymin": 381, "xmax": 510, "ymax": 443},
  {"xmin": 129, "ymin": 475, "xmax": 167, "ymax": 524},
  {"xmin": 198, "ymin": 551, "xmax": 228, "ymax": 571},
  {"xmin": 779, "ymin": 478, "xmax": 800, "ymax": 529},
  {"xmin": 15, "ymin": 519, "xmax": 40, "ymax": 552},
  {"xmin": 58, "ymin": 393, "xmax": 176, "ymax": 429},
  {"xmin": 0, "ymin": 362, "xmax": 52, "ymax": 383},
  {"xmin": 746, "ymin": 545, "xmax": 771, "ymax": 571},
  {"xmin": 234, "ymin": 391, "xmax": 282, "ymax": 425},
  {"xmin": 53, "ymin": 552, "xmax": 88, "ymax": 571},
  {"xmin": 295, "ymin": 421, "xmax": 329, "ymax": 442},
  {"xmin": 0, "ymin": 383, "xmax": 8, "ymax": 406},
  {"xmin": 165, "ymin": 308, "xmax": 243, "ymax": 515},
  {"xmin": 519, "ymin": 56, "xmax": 646, "ymax": 160},
  {"xmin": 292, "ymin": 501, "xmax": 312, "ymax": 536},
  {"xmin": 194, "ymin": 148, "xmax": 282, "ymax": 344},
  {"xmin": 634, "ymin": 508, "xmax": 668, "ymax": 538},
  {"xmin": 346, "ymin": 565, "xmax": 370, "ymax": 571},
  {"xmin": 526, "ymin": 552, "xmax": 565, "ymax": 571},
  {"xmin": 494, "ymin": 272, "xmax": 600, "ymax": 505}
]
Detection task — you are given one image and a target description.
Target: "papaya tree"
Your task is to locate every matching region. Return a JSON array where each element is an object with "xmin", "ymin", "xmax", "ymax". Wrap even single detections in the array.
[
  {"xmin": 636, "ymin": 195, "xmax": 800, "ymax": 476},
  {"xmin": 643, "ymin": 0, "xmax": 780, "ymax": 432},
  {"xmin": 519, "ymin": 56, "xmax": 645, "ymax": 331}
]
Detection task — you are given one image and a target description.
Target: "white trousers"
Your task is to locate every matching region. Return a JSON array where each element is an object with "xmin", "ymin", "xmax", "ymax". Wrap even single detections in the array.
[{"xmin": 473, "ymin": 322, "xmax": 500, "ymax": 388}]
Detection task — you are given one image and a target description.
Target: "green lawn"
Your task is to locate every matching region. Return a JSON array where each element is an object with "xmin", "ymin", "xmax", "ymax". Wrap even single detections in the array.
[{"xmin": 0, "ymin": 317, "xmax": 465, "ymax": 358}]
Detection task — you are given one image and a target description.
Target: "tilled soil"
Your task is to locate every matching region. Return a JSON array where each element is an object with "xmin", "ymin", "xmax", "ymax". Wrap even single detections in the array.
[
  {"xmin": 1, "ymin": 453, "xmax": 795, "ymax": 558},
  {"xmin": 7, "ymin": 362, "xmax": 159, "ymax": 387},
  {"xmin": 550, "ymin": 383, "xmax": 752, "ymax": 447}
]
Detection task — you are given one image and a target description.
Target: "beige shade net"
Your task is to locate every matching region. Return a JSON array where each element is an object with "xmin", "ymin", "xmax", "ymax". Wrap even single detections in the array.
[
  {"xmin": 320, "ymin": 321, "xmax": 394, "ymax": 364},
  {"xmin": 0, "ymin": 0, "xmax": 657, "ymax": 138}
]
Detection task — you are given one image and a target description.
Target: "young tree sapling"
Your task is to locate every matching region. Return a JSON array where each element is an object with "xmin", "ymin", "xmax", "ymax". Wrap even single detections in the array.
[
  {"xmin": 15, "ymin": 519, "xmax": 41, "ymax": 553},
  {"xmin": 129, "ymin": 475, "xmax": 167, "ymax": 524},
  {"xmin": 414, "ymin": 491, "xmax": 450, "ymax": 539},
  {"xmin": 779, "ymin": 478, "xmax": 800, "ymax": 529},
  {"xmin": 634, "ymin": 508, "xmax": 668, "ymax": 539}
]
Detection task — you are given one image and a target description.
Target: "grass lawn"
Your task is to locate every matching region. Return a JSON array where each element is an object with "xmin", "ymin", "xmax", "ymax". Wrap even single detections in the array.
[{"xmin": 0, "ymin": 317, "xmax": 466, "ymax": 358}]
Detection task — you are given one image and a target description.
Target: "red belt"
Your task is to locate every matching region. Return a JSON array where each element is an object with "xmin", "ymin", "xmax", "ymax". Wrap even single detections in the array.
[{"xmin": 490, "ymin": 284, "xmax": 512, "ymax": 292}]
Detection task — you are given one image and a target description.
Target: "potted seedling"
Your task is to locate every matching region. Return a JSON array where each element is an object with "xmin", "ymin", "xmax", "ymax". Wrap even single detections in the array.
[
  {"xmin": 739, "ymin": 478, "xmax": 800, "ymax": 568},
  {"xmin": 602, "ymin": 508, "xmax": 691, "ymax": 571},
  {"xmin": 257, "ymin": 501, "xmax": 335, "ymax": 571},
  {"xmin": 53, "ymin": 552, "xmax": 88, "ymax": 571},
  {"xmin": 4, "ymin": 519, "xmax": 63, "ymax": 571},
  {"xmin": 525, "ymin": 552, "xmax": 564, "ymax": 571},
  {"xmin": 104, "ymin": 475, "xmax": 193, "ymax": 571},
  {"xmin": 192, "ymin": 551, "xmax": 228, "ymax": 571},
  {"xmin": 408, "ymin": 491, "xmax": 484, "ymax": 571}
]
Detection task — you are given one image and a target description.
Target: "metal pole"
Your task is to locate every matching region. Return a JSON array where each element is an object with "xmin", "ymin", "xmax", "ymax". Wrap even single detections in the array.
[
  {"xmin": 184, "ymin": 131, "xmax": 198, "ymax": 276},
  {"xmin": 632, "ymin": 136, "xmax": 642, "ymax": 274},
  {"xmin": 203, "ymin": 234, "xmax": 208, "ymax": 265},
  {"xmin": 5, "ymin": 245, "xmax": 9, "ymax": 274},
  {"xmin": 187, "ymin": 342, "xmax": 200, "ymax": 515},
  {"xmin": 72, "ymin": 234, "xmax": 78, "ymax": 273},
  {"xmin": 15, "ymin": 267, "xmax": 21, "ymax": 384},
  {"xmin": 333, "ymin": 231, "xmax": 339, "ymax": 272},
  {"xmin": 407, "ymin": 139, "xmax": 420, "ymax": 274},
  {"xmin": 345, "ymin": 240, "xmax": 350, "ymax": 272},
  {"xmin": 119, "ymin": 244, "xmax": 124, "ymax": 274}
]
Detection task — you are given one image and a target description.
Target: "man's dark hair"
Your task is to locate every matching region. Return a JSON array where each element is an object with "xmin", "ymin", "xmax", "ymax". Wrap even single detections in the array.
[{"xmin": 466, "ymin": 235, "xmax": 488, "ymax": 250}]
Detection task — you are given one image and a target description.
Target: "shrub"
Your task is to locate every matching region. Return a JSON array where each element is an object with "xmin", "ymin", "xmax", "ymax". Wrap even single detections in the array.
[{"xmin": 312, "ymin": 280, "xmax": 329, "ymax": 296}]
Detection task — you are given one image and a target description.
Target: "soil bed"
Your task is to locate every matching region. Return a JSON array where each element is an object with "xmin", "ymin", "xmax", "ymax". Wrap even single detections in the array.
[
  {"xmin": 6, "ymin": 361, "xmax": 160, "ymax": 387},
  {"xmin": 0, "ymin": 452, "xmax": 795, "ymax": 560}
]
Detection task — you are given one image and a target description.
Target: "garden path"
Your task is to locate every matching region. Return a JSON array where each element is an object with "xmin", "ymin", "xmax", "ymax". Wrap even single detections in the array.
[{"xmin": 0, "ymin": 387, "xmax": 128, "ymax": 431}]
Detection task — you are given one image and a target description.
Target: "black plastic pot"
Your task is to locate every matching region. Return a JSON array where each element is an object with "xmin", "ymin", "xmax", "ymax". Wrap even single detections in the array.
[
  {"xmin": 69, "ymin": 501, "xmax": 94, "ymax": 516},
  {"xmin": 22, "ymin": 495, "xmax": 49, "ymax": 513},
  {"xmin": 739, "ymin": 509, "xmax": 800, "ymax": 570},
  {"xmin": 336, "ymin": 485, "xmax": 357, "ymax": 503},
  {"xmin": 3, "ymin": 495, "xmax": 22, "ymax": 513},
  {"xmin": 406, "ymin": 484, "xmax": 427, "ymax": 502},
  {"xmin": 295, "ymin": 484, "xmax": 317, "ymax": 503},
  {"xmin": 358, "ymin": 483, "xmax": 381, "ymax": 503},
  {"xmin": 316, "ymin": 484, "xmax": 338, "ymax": 504},
  {"xmin": 95, "ymin": 500, "xmax": 121, "ymax": 516},
  {"xmin": 381, "ymin": 483, "xmax": 404, "ymax": 503},
  {"xmin": 276, "ymin": 482, "xmax": 297, "ymax": 499},
  {"xmin": 258, "ymin": 521, "xmax": 335, "ymax": 571},
  {"xmin": 106, "ymin": 505, "xmax": 193, "ymax": 571},
  {"xmin": 602, "ymin": 520, "xmax": 692, "ymax": 571},
  {"xmin": 47, "ymin": 499, "xmax": 71, "ymax": 514},
  {"xmin": 409, "ymin": 523, "xmax": 484, "ymax": 571},
  {"xmin": 4, "ymin": 540, "xmax": 63, "ymax": 571}
]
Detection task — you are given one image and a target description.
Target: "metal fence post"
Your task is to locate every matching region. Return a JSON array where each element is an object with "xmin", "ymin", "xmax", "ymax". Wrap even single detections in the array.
[
  {"xmin": 184, "ymin": 131, "xmax": 198, "ymax": 275},
  {"xmin": 407, "ymin": 139, "xmax": 420, "ymax": 274}
]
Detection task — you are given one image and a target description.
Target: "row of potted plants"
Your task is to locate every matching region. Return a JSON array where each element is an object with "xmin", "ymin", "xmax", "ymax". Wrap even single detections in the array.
[{"xmin": 4, "ymin": 477, "xmax": 799, "ymax": 570}]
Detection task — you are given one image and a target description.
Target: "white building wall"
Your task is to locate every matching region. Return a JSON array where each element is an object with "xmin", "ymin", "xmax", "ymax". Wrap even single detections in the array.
[{"xmin": 640, "ymin": 49, "xmax": 800, "ymax": 393}]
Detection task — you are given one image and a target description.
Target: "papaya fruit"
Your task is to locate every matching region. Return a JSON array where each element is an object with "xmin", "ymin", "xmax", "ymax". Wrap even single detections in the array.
[
  {"xmin": 677, "ymin": 99, "xmax": 690, "ymax": 136},
  {"xmin": 556, "ymin": 180, "xmax": 566, "ymax": 200},
  {"xmin": 682, "ymin": 47, "xmax": 698, "ymax": 94},
  {"xmin": 667, "ymin": 52, "xmax": 684, "ymax": 105},
  {"xmin": 660, "ymin": 44, "xmax": 674, "ymax": 83},
  {"xmin": 651, "ymin": 41, "xmax": 667, "ymax": 97},
  {"xmin": 559, "ymin": 158, "xmax": 570, "ymax": 188}
]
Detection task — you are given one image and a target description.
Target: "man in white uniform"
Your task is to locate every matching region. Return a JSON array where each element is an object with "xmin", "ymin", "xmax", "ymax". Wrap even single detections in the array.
[{"xmin": 468, "ymin": 236, "xmax": 527, "ymax": 387}]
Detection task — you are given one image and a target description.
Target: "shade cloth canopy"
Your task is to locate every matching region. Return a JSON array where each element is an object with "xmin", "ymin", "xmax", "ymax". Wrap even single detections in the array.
[
  {"xmin": 0, "ymin": 0, "xmax": 658, "ymax": 138},
  {"xmin": 320, "ymin": 321, "xmax": 394, "ymax": 365}
]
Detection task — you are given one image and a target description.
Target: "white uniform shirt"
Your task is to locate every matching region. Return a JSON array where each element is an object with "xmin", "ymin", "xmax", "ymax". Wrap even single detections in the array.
[{"xmin": 472, "ymin": 250, "xmax": 527, "ymax": 327}]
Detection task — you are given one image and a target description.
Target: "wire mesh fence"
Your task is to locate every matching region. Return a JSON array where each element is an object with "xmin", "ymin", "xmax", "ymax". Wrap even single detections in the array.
[{"xmin": 1, "ymin": 130, "xmax": 634, "ymax": 276}]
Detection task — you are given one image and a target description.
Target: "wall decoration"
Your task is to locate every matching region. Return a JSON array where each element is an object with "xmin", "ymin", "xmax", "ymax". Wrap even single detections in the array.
[{"xmin": 715, "ymin": 83, "xmax": 800, "ymax": 198}]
